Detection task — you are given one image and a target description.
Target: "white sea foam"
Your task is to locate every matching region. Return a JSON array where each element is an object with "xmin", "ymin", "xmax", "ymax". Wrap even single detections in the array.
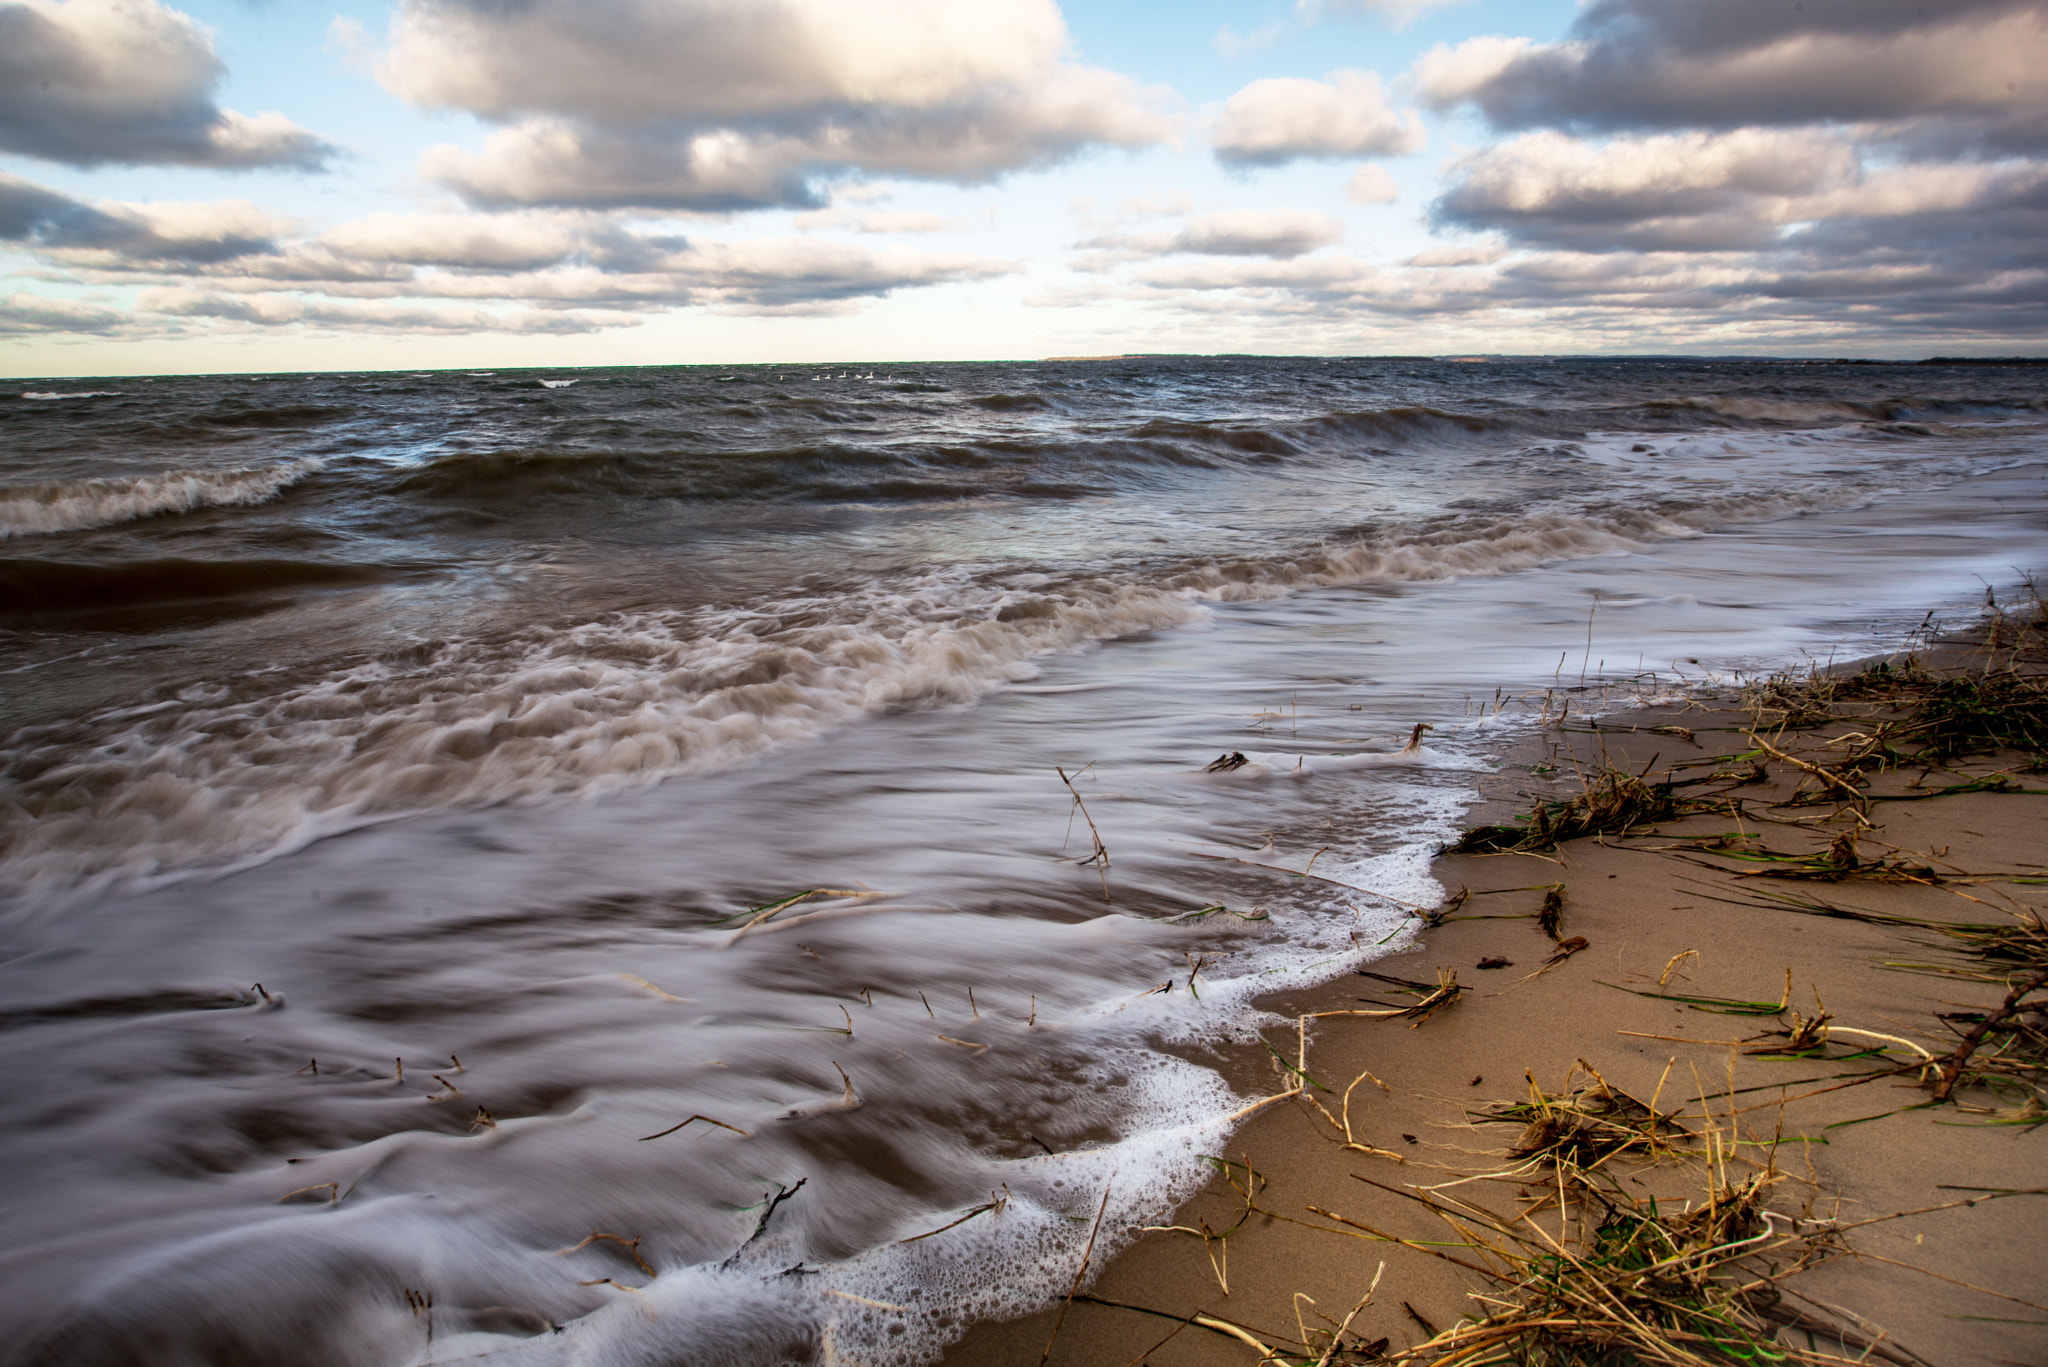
[
  {"xmin": 19, "ymin": 391, "xmax": 120, "ymax": 401},
  {"xmin": 0, "ymin": 459, "xmax": 323, "ymax": 538}
]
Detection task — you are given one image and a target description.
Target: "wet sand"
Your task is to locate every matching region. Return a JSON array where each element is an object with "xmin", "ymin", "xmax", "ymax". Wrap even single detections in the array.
[{"xmin": 947, "ymin": 640, "xmax": 2048, "ymax": 1367}]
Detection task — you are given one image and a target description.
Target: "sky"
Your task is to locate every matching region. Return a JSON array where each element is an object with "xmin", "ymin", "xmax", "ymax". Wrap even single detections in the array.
[{"xmin": 1, "ymin": 0, "xmax": 2044, "ymax": 376}]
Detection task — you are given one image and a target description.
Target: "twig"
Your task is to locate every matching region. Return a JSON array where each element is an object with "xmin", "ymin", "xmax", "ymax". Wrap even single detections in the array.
[
  {"xmin": 638, "ymin": 1114, "xmax": 751, "ymax": 1142},
  {"xmin": 1038, "ymin": 1181, "xmax": 1115, "ymax": 1367},
  {"xmin": 1057, "ymin": 766, "xmax": 1112, "ymax": 901},
  {"xmin": 1932, "ymin": 965, "xmax": 2048, "ymax": 1101}
]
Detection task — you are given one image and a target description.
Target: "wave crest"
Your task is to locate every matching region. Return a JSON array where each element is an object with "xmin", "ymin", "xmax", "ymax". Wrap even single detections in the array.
[{"xmin": 0, "ymin": 461, "xmax": 323, "ymax": 538}]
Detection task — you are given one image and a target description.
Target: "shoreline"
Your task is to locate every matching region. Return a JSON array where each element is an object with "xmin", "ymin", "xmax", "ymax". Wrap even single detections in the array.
[{"xmin": 943, "ymin": 625, "xmax": 2048, "ymax": 1366}]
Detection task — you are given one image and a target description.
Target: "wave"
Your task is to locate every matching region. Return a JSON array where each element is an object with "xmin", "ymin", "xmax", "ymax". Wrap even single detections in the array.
[
  {"xmin": 390, "ymin": 444, "xmax": 1105, "ymax": 504},
  {"xmin": 19, "ymin": 391, "xmax": 120, "ymax": 401},
  {"xmin": 0, "ymin": 556, "xmax": 402, "ymax": 618},
  {"xmin": 0, "ymin": 482, "xmax": 1871, "ymax": 903},
  {"xmin": 0, "ymin": 461, "xmax": 323, "ymax": 538}
]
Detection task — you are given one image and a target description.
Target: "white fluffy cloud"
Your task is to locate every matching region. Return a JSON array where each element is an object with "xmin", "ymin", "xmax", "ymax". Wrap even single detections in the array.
[
  {"xmin": 1434, "ymin": 129, "xmax": 1860, "ymax": 250},
  {"xmin": 0, "ymin": 0, "xmax": 334, "ymax": 168},
  {"xmin": 1212, "ymin": 70, "xmax": 1423, "ymax": 166},
  {"xmin": 377, "ymin": 0, "xmax": 1174, "ymax": 210},
  {"xmin": 382, "ymin": 0, "xmax": 1064, "ymax": 123},
  {"xmin": 1346, "ymin": 165, "xmax": 1400, "ymax": 204}
]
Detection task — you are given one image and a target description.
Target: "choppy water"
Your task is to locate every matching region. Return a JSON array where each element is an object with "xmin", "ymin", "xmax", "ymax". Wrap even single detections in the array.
[{"xmin": 1, "ymin": 357, "xmax": 2044, "ymax": 1365}]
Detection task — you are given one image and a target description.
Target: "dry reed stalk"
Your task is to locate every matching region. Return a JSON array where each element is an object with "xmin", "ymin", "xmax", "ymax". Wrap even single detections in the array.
[{"xmin": 1057, "ymin": 765, "xmax": 1112, "ymax": 901}]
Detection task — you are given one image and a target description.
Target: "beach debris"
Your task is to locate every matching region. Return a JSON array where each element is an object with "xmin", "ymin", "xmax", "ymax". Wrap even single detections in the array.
[
  {"xmin": 723, "ymin": 1178, "xmax": 808, "ymax": 1267},
  {"xmin": 1600, "ymin": 967, "xmax": 1793, "ymax": 1017},
  {"xmin": 1398, "ymin": 723, "xmax": 1434, "ymax": 755},
  {"xmin": 1543, "ymin": 935, "xmax": 1589, "ymax": 967},
  {"xmin": 1205, "ymin": 751, "xmax": 1250, "ymax": 772},
  {"xmin": 1930, "ymin": 964, "xmax": 2048, "ymax": 1103},
  {"xmin": 618, "ymin": 973, "xmax": 690, "ymax": 1001},
  {"xmin": 637, "ymin": 1113, "xmax": 751, "ymax": 1142},
  {"xmin": 1321, "ymin": 969, "xmax": 1463, "ymax": 1028},
  {"xmin": 403, "ymin": 1288, "xmax": 434, "ymax": 1348},
  {"xmin": 278, "ymin": 1182, "xmax": 338, "ymax": 1205},
  {"xmin": 1415, "ymin": 885, "xmax": 1469, "ymax": 928},
  {"xmin": 1056, "ymin": 765, "xmax": 1112, "ymax": 900},
  {"xmin": 1476, "ymin": 956, "xmax": 1513, "ymax": 970},
  {"xmin": 1444, "ymin": 765, "xmax": 1698, "ymax": 853},
  {"xmin": 1537, "ymin": 885, "xmax": 1565, "ymax": 940},
  {"xmin": 717, "ymin": 889, "xmax": 898, "ymax": 944},
  {"xmin": 897, "ymin": 1189, "xmax": 1010, "ymax": 1246},
  {"xmin": 1485, "ymin": 1060, "xmax": 1690, "ymax": 1165},
  {"xmin": 558, "ymin": 1232, "xmax": 654, "ymax": 1276},
  {"xmin": 1036, "ymin": 1181, "xmax": 1115, "ymax": 1367},
  {"xmin": 1091, "ymin": 1041, "xmax": 1961, "ymax": 1367},
  {"xmin": 778, "ymin": 1062, "xmax": 861, "ymax": 1122},
  {"xmin": 1295, "ymin": 1058, "xmax": 1404, "ymax": 1163}
]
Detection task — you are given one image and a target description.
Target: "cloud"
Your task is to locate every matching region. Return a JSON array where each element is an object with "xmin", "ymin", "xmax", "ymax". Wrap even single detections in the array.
[
  {"xmin": 0, "ymin": 0, "xmax": 334, "ymax": 169},
  {"xmin": 378, "ymin": 0, "xmax": 1174, "ymax": 210},
  {"xmin": 0, "ymin": 172, "xmax": 293, "ymax": 263},
  {"xmin": 1434, "ymin": 129, "xmax": 1859, "ymax": 251},
  {"xmin": 1078, "ymin": 208, "xmax": 1342, "ymax": 262},
  {"xmin": 1176, "ymin": 209, "xmax": 1342, "ymax": 257},
  {"xmin": 136, "ymin": 289, "xmax": 627, "ymax": 335},
  {"xmin": 1299, "ymin": 0, "xmax": 1470, "ymax": 30},
  {"xmin": 847, "ymin": 210, "xmax": 962, "ymax": 234},
  {"xmin": 1415, "ymin": 0, "xmax": 2048, "ymax": 151},
  {"xmin": 1432, "ymin": 128, "xmax": 2048, "ymax": 257},
  {"xmin": 1402, "ymin": 243, "xmax": 1502, "ymax": 267},
  {"xmin": 1346, "ymin": 165, "xmax": 1400, "ymax": 204},
  {"xmin": 1213, "ymin": 71, "xmax": 1424, "ymax": 166},
  {"xmin": 0, "ymin": 172, "xmax": 1021, "ymax": 334},
  {"xmin": 0, "ymin": 290, "xmax": 125, "ymax": 334}
]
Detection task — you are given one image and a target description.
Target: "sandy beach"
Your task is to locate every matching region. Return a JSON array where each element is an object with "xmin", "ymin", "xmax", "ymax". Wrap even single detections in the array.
[{"xmin": 948, "ymin": 630, "xmax": 2048, "ymax": 1367}]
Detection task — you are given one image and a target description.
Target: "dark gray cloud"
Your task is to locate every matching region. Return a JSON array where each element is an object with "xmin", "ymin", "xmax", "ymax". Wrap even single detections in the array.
[
  {"xmin": 0, "ymin": 181, "xmax": 1020, "ymax": 333},
  {"xmin": 1394, "ymin": 0, "xmax": 2048, "ymax": 345},
  {"xmin": 0, "ymin": 0, "xmax": 334, "ymax": 169},
  {"xmin": 0, "ymin": 172, "xmax": 285, "ymax": 262},
  {"xmin": 0, "ymin": 291, "xmax": 123, "ymax": 334},
  {"xmin": 1417, "ymin": 0, "xmax": 2047, "ymax": 150}
]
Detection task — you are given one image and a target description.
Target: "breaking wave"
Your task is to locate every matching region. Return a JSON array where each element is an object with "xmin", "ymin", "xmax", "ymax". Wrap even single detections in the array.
[
  {"xmin": 0, "ymin": 460, "xmax": 323, "ymax": 538},
  {"xmin": 0, "ymin": 483, "xmax": 1868, "ymax": 903}
]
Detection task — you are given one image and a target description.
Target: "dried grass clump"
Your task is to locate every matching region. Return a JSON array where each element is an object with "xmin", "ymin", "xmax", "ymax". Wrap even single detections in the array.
[
  {"xmin": 1741, "ymin": 655, "xmax": 2048, "ymax": 774},
  {"xmin": 1445, "ymin": 768, "xmax": 1700, "ymax": 855},
  {"xmin": 1090, "ymin": 1057, "xmax": 1929, "ymax": 1367},
  {"xmin": 1483, "ymin": 1061, "xmax": 1690, "ymax": 1168}
]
